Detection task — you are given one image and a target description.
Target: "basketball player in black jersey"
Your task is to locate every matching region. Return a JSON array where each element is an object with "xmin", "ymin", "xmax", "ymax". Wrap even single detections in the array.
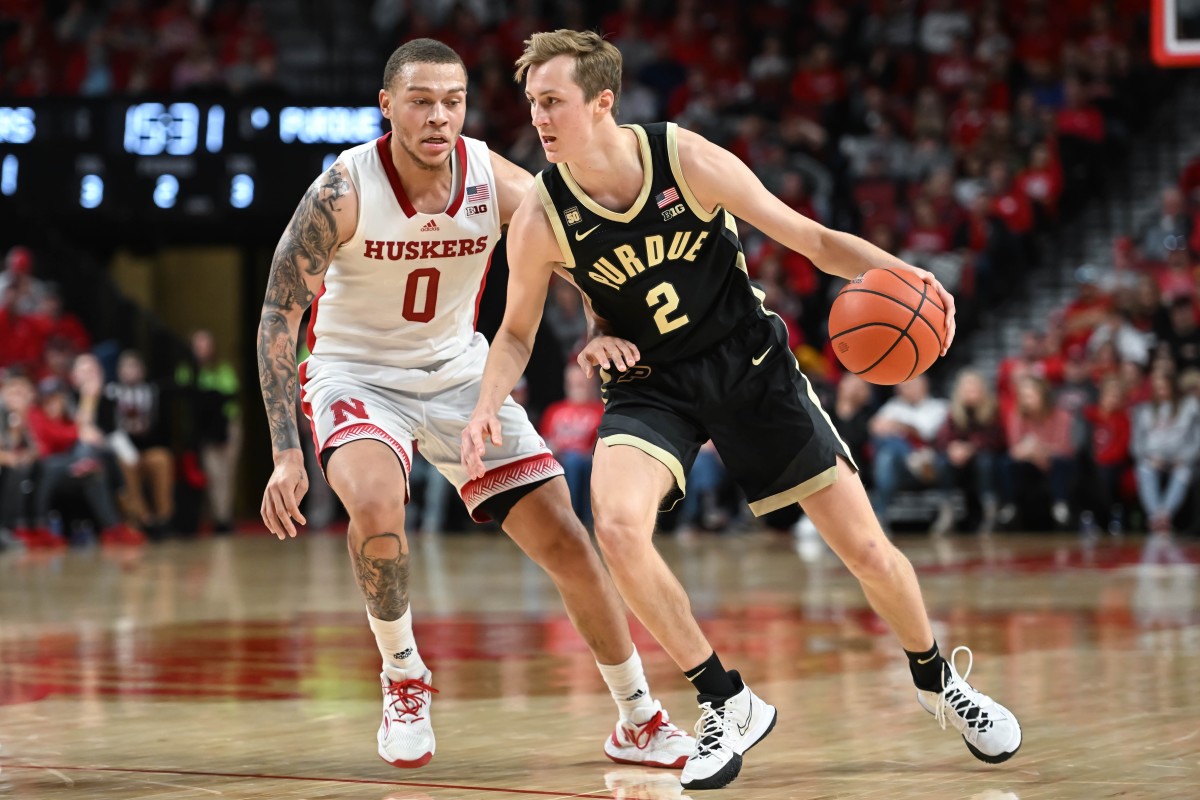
[{"xmin": 463, "ymin": 30, "xmax": 1022, "ymax": 791}]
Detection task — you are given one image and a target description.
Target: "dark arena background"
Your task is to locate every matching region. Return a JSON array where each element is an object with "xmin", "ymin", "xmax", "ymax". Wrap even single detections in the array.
[{"xmin": 2, "ymin": 1, "xmax": 1199, "ymax": 798}]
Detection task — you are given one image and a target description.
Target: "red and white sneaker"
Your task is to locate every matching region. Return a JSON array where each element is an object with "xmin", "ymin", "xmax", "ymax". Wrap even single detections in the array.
[
  {"xmin": 604, "ymin": 700, "xmax": 695, "ymax": 769},
  {"xmin": 378, "ymin": 669, "xmax": 438, "ymax": 768}
]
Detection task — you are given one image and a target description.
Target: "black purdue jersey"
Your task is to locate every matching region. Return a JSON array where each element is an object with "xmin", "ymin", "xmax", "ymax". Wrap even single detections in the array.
[{"xmin": 535, "ymin": 122, "xmax": 761, "ymax": 363}]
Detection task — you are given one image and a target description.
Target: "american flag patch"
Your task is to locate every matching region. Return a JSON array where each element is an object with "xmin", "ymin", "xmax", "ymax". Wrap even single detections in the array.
[
  {"xmin": 467, "ymin": 183, "xmax": 490, "ymax": 202},
  {"xmin": 655, "ymin": 187, "xmax": 680, "ymax": 208}
]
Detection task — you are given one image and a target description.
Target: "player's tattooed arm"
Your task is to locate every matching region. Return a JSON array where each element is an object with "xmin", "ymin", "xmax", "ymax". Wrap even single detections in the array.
[
  {"xmin": 257, "ymin": 163, "xmax": 355, "ymax": 455},
  {"xmin": 353, "ymin": 533, "xmax": 411, "ymax": 620}
]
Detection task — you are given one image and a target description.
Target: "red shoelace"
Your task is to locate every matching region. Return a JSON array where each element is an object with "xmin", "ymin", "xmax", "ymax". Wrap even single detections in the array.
[
  {"xmin": 385, "ymin": 678, "xmax": 438, "ymax": 721},
  {"xmin": 629, "ymin": 710, "xmax": 682, "ymax": 749}
]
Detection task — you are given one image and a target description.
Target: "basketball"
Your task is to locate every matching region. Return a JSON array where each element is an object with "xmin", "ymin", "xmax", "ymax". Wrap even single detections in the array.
[{"xmin": 827, "ymin": 268, "xmax": 946, "ymax": 385}]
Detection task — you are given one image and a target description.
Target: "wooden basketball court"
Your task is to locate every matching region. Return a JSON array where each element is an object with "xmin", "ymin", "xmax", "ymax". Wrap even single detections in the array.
[{"xmin": 2, "ymin": 530, "xmax": 1197, "ymax": 799}]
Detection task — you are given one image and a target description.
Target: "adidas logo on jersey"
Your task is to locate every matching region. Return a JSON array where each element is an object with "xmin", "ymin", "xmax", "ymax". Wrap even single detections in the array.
[{"xmin": 420, "ymin": 220, "xmax": 440, "ymax": 232}]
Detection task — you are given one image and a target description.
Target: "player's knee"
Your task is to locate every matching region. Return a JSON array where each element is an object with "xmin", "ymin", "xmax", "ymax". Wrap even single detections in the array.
[
  {"xmin": 528, "ymin": 523, "xmax": 596, "ymax": 577},
  {"xmin": 845, "ymin": 538, "xmax": 900, "ymax": 585},
  {"xmin": 343, "ymin": 491, "xmax": 406, "ymax": 537},
  {"xmin": 592, "ymin": 512, "xmax": 653, "ymax": 568}
]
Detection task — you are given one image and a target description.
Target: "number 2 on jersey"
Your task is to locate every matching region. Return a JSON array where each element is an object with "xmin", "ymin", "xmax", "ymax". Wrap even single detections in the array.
[
  {"xmin": 646, "ymin": 281, "xmax": 690, "ymax": 335},
  {"xmin": 402, "ymin": 267, "xmax": 440, "ymax": 323}
]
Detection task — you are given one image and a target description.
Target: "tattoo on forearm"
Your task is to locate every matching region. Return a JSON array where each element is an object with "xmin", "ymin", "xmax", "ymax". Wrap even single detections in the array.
[
  {"xmin": 352, "ymin": 533, "xmax": 410, "ymax": 620},
  {"xmin": 257, "ymin": 165, "xmax": 348, "ymax": 454},
  {"xmin": 257, "ymin": 310, "xmax": 300, "ymax": 452}
]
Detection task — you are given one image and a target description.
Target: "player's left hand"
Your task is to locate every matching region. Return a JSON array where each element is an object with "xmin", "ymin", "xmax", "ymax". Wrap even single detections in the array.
[
  {"xmin": 894, "ymin": 263, "xmax": 956, "ymax": 356},
  {"xmin": 462, "ymin": 412, "xmax": 503, "ymax": 480},
  {"xmin": 577, "ymin": 336, "xmax": 640, "ymax": 378}
]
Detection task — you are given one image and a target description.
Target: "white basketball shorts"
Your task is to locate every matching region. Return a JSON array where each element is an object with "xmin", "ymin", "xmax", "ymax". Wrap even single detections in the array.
[{"xmin": 299, "ymin": 340, "xmax": 562, "ymax": 522}]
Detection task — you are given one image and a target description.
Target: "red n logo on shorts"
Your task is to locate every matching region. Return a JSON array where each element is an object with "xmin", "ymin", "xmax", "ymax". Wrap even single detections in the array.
[{"xmin": 331, "ymin": 397, "xmax": 369, "ymax": 426}]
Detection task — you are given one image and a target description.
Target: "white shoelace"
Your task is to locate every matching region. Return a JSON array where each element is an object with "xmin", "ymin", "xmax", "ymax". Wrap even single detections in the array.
[
  {"xmin": 933, "ymin": 646, "xmax": 995, "ymax": 741},
  {"xmin": 691, "ymin": 702, "xmax": 731, "ymax": 759}
]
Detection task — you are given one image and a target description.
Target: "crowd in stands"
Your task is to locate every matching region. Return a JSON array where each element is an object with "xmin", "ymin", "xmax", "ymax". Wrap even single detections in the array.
[
  {"xmin": 2, "ymin": 1, "xmax": 1194, "ymax": 543},
  {"xmin": 0, "ymin": 246, "xmax": 242, "ymax": 549},
  {"xmin": 0, "ymin": 0, "xmax": 279, "ymax": 96}
]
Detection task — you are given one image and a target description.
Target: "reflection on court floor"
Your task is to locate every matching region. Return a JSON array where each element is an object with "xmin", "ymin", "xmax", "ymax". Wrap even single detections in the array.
[{"xmin": 1, "ymin": 532, "xmax": 1197, "ymax": 799}]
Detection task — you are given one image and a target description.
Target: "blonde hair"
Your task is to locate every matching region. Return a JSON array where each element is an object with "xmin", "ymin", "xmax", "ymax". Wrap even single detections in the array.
[
  {"xmin": 514, "ymin": 29, "xmax": 622, "ymax": 119},
  {"xmin": 950, "ymin": 368, "xmax": 997, "ymax": 429}
]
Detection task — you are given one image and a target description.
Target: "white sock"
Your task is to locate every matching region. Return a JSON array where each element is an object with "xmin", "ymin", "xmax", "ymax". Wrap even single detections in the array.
[
  {"xmin": 597, "ymin": 647, "xmax": 652, "ymax": 721},
  {"xmin": 368, "ymin": 606, "xmax": 427, "ymax": 680}
]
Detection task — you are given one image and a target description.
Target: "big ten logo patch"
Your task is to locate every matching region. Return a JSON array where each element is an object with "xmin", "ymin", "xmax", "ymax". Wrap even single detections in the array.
[
  {"xmin": 465, "ymin": 203, "xmax": 488, "ymax": 216},
  {"xmin": 661, "ymin": 203, "xmax": 686, "ymax": 221},
  {"xmin": 565, "ymin": 206, "xmax": 582, "ymax": 226}
]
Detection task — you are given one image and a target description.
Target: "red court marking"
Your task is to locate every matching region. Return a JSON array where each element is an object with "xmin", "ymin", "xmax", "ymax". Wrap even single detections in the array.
[{"xmin": 2, "ymin": 764, "xmax": 614, "ymax": 798}]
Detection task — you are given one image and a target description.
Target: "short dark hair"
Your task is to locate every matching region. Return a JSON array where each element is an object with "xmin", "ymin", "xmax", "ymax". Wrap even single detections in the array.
[{"xmin": 383, "ymin": 38, "xmax": 466, "ymax": 91}]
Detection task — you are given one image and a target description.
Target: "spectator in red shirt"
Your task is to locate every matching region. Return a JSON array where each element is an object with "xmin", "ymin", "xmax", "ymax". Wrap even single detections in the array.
[
  {"xmin": 1015, "ymin": 11, "xmax": 1061, "ymax": 69},
  {"xmin": 0, "ymin": 285, "xmax": 43, "ymax": 372},
  {"xmin": 29, "ymin": 287, "xmax": 90, "ymax": 356},
  {"xmin": 539, "ymin": 365, "xmax": 603, "ymax": 525},
  {"xmin": 1080, "ymin": 375, "xmax": 1132, "ymax": 534},
  {"xmin": 1016, "ymin": 142, "xmax": 1064, "ymax": 221},
  {"xmin": 948, "ymin": 87, "xmax": 989, "ymax": 153},
  {"xmin": 988, "ymin": 160, "xmax": 1035, "ymax": 236},
  {"xmin": 903, "ymin": 197, "xmax": 952, "ymax": 257},
  {"xmin": 790, "ymin": 42, "xmax": 846, "ymax": 120},
  {"xmin": 931, "ymin": 34, "xmax": 975, "ymax": 97},
  {"xmin": 27, "ymin": 380, "xmax": 141, "ymax": 546},
  {"xmin": 1056, "ymin": 76, "xmax": 1105, "ymax": 144}
]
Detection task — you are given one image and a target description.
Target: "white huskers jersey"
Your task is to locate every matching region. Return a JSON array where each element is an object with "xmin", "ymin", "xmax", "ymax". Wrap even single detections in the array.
[
  {"xmin": 306, "ymin": 133, "xmax": 499, "ymax": 380},
  {"xmin": 298, "ymin": 133, "xmax": 562, "ymax": 521}
]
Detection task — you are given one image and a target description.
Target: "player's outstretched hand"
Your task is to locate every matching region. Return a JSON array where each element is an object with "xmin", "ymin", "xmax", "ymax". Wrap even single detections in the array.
[
  {"xmin": 261, "ymin": 449, "xmax": 308, "ymax": 539},
  {"xmin": 893, "ymin": 263, "xmax": 956, "ymax": 356},
  {"xmin": 577, "ymin": 336, "xmax": 640, "ymax": 379},
  {"xmin": 462, "ymin": 412, "xmax": 502, "ymax": 480}
]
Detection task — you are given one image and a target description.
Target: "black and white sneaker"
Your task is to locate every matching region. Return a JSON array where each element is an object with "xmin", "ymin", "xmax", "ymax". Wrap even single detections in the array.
[
  {"xmin": 679, "ymin": 672, "xmax": 777, "ymax": 791},
  {"xmin": 918, "ymin": 646, "xmax": 1022, "ymax": 763}
]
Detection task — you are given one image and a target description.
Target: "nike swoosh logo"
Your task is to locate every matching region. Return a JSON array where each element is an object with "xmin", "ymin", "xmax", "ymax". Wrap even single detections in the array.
[
  {"xmin": 574, "ymin": 224, "xmax": 601, "ymax": 241},
  {"xmin": 916, "ymin": 651, "xmax": 940, "ymax": 665},
  {"xmin": 751, "ymin": 347, "xmax": 772, "ymax": 366},
  {"xmin": 737, "ymin": 700, "xmax": 753, "ymax": 737},
  {"xmin": 687, "ymin": 667, "xmax": 706, "ymax": 681}
]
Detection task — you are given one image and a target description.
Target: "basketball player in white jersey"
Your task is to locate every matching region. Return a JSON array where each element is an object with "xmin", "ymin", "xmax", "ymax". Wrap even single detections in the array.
[{"xmin": 256, "ymin": 39, "xmax": 693, "ymax": 771}]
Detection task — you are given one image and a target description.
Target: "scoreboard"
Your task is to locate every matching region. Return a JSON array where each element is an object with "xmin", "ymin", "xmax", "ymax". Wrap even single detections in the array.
[{"xmin": 0, "ymin": 99, "xmax": 388, "ymax": 241}]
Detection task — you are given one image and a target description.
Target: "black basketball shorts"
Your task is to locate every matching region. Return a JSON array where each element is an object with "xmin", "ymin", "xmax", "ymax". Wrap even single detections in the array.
[{"xmin": 597, "ymin": 309, "xmax": 856, "ymax": 515}]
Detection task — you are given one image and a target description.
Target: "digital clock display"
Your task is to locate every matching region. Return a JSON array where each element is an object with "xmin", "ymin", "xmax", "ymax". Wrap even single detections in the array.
[{"xmin": 0, "ymin": 99, "xmax": 389, "ymax": 241}]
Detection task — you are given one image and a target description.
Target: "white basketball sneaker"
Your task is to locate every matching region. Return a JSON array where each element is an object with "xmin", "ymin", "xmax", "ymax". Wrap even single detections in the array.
[
  {"xmin": 917, "ymin": 647, "xmax": 1022, "ymax": 763},
  {"xmin": 604, "ymin": 699, "xmax": 695, "ymax": 769},
  {"xmin": 377, "ymin": 669, "xmax": 438, "ymax": 768},
  {"xmin": 680, "ymin": 672, "xmax": 777, "ymax": 791}
]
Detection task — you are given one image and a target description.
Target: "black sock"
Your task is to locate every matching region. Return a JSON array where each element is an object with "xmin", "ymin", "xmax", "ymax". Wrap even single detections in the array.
[
  {"xmin": 684, "ymin": 651, "xmax": 738, "ymax": 701},
  {"xmin": 906, "ymin": 641, "xmax": 949, "ymax": 692}
]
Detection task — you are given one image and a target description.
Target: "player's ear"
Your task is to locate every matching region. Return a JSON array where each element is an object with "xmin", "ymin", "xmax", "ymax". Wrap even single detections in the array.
[
  {"xmin": 379, "ymin": 89, "xmax": 393, "ymax": 120},
  {"xmin": 595, "ymin": 89, "xmax": 615, "ymax": 117}
]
